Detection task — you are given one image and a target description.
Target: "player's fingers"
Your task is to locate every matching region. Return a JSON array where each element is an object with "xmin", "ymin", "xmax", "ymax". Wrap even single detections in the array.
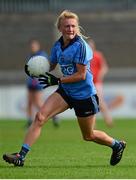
[
  {"xmin": 39, "ymin": 81, "xmax": 48, "ymax": 85},
  {"xmin": 38, "ymin": 76, "xmax": 48, "ymax": 81},
  {"xmin": 45, "ymin": 72, "xmax": 53, "ymax": 78},
  {"xmin": 45, "ymin": 72, "xmax": 51, "ymax": 76},
  {"xmin": 38, "ymin": 78, "xmax": 47, "ymax": 81},
  {"xmin": 38, "ymin": 79, "xmax": 48, "ymax": 82},
  {"xmin": 39, "ymin": 75, "xmax": 47, "ymax": 78},
  {"xmin": 43, "ymin": 84, "xmax": 49, "ymax": 89},
  {"xmin": 38, "ymin": 79, "xmax": 48, "ymax": 84}
]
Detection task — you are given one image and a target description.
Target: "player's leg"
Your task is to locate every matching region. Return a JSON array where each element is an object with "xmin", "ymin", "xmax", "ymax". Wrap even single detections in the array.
[
  {"xmin": 52, "ymin": 115, "xmax": 60, "ymax": 127},
  {"xmin": 26, "ymin": 90, "xmax": 34, "ymax": 127},
  {"xmin": 33, "ymin": 89, "xmax": 60, "ymax": 127},
  {"xmin": 77, "ymin": 115, "xmax": 126, "ymax": 165},
  {"xmin": 35, "ymin": 90, "xmax": 60, "ymax": 127},
  {"xmin": 73, "ymin": 94, "xmax": 126, "ymax": 166},
  {"xmin": 33, "ymin": 90, "xmax": 43, "ymax": 109},
  {"xmin": 108, "ymin": 95, "xmax": 124, "ymax": 110},
  {"xmin": 96, "ymin": 83, "xmax": 113, "ymax": 127},
  {"xmin": 27, "ymin": 90, "xmax": 43, "ymax": 127},
  {"xmin": 99, "ymin": 97, "xmax": 113, "ymax": 127},
  {"xmin": 3, "ymin": 92, "xmax": 69, "ymax": 166},
  {"xmin": 24, "ymin": 92, "xmax": 68, "ymax": 146},
  {"xmin": 77, "ymin": 115, "xmax": 114, "ymax": 145}
]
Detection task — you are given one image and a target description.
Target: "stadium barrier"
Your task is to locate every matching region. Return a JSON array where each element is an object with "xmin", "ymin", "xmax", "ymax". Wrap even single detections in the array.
[{"xmin": 0, "ymin": 83, "xmax": 136, "ymax": 120}]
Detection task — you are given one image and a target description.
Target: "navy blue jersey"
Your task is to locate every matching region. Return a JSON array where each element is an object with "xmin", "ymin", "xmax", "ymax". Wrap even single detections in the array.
[{"xmin": 50, "ymin": 35, "xmax": 96, "ymax": 99}]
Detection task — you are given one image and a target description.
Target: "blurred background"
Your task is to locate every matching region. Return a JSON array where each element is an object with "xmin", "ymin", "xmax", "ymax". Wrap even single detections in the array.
[{"xmin": 0, "ymin": 0, "xmax": 136, "ymax": 119}]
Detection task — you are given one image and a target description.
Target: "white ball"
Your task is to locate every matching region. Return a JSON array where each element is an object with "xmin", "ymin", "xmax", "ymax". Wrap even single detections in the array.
[{"xmin": 26, "ymin": 55, "xmax": 50, "ymax": 77}]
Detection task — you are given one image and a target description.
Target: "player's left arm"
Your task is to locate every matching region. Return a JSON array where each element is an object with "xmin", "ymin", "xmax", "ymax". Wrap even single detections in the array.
[{"xmin": 38, "ymin": 63, "xmax": 86, "ymax": 88}]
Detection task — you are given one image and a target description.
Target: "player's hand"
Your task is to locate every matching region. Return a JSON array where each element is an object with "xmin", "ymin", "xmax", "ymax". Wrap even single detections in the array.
[{"xmin": 38, "ymin": 72, "xmax": 61, "ymax": 88}]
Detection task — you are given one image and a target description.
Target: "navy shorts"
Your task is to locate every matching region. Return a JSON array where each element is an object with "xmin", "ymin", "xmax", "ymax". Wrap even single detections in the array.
[
  {"xmin": 56, "ymin": 86, "xmax": 99, "ymax": 117},
  {"xmin": 26, "ymin": 77, "xmax": 43, "ymax": 91}
]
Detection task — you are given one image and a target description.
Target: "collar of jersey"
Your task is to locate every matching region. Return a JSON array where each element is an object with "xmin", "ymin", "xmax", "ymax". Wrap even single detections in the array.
[{"xmin": 59, "ymin": 35, "xmax": 79, "ymax": 51}]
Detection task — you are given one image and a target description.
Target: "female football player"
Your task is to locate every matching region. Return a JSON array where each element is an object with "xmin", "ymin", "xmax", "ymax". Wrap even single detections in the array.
[
  {"xmin": 88, "ymin": 38, "xmax": 113, "ymax": 127},
  {"xmin": 3, "ymin": 10, "xmax": 126, "ymax": 167},
  {"xmin": 88, "ymin": 39, "xmax": 125, "ymax": 127},
  {"xmin": 25, "ymin": 39, "xmax": 46, "ymax": 127}
]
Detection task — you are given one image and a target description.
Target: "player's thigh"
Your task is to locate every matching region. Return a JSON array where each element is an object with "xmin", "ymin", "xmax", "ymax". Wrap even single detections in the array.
[
  {"xmin": 77, "ymin": 115, "xmax": 96, "ymax": 137},
  {"xmin": 73, "ymin": 94, "xmax": 99, "ymax": 136},
  {"xmin": 40, "ymin": 92, "xmax": 69, "ymax": 120}
]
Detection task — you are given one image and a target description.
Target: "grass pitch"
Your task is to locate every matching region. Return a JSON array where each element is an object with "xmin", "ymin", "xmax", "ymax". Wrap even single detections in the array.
[{"xmin": 0, "ymin": 118, "xmax": 136, "ymax": 179}]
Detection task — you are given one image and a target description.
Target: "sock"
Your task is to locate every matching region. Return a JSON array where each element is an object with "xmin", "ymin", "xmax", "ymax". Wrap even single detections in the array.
[
  {"xmin": 19, "ymin": 144, "xmax": 30, "ymax": 159},
  {"xmin": 52, "ymin": 116, "xmax": 59, "ymax": 127},
  {"xmin": 111, "ymin": 139, "xmax": 121, "ymax": 150},
  {"xmin": 28, "ymin": 118, "xmax": 32, "ymax": 125}
]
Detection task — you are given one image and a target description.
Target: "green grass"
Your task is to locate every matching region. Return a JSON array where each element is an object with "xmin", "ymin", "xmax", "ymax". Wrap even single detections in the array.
[{"xmin": 0, "ymin": 118, "xmax": 136, "ymax": 179}]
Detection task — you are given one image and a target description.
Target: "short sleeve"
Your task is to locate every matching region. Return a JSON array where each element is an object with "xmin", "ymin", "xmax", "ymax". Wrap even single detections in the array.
[{"xmin": 73, "ymin": 41, "xmax": 93, "ymax": 65}]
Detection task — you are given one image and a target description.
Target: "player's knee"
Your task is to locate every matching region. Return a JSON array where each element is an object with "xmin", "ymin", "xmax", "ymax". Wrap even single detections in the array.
[
  {"xmin": 35, "ymin": 111, "xmax": 46, "ymax": 127},
  {"xmin": 83, "ymin": 134, "xmax": 95, "ymax": 141}
]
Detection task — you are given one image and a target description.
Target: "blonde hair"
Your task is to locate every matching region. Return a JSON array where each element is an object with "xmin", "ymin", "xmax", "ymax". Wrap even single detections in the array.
[{"xmin": 56, "ymin": 10, "xmax": 87, "ymax": 38}]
